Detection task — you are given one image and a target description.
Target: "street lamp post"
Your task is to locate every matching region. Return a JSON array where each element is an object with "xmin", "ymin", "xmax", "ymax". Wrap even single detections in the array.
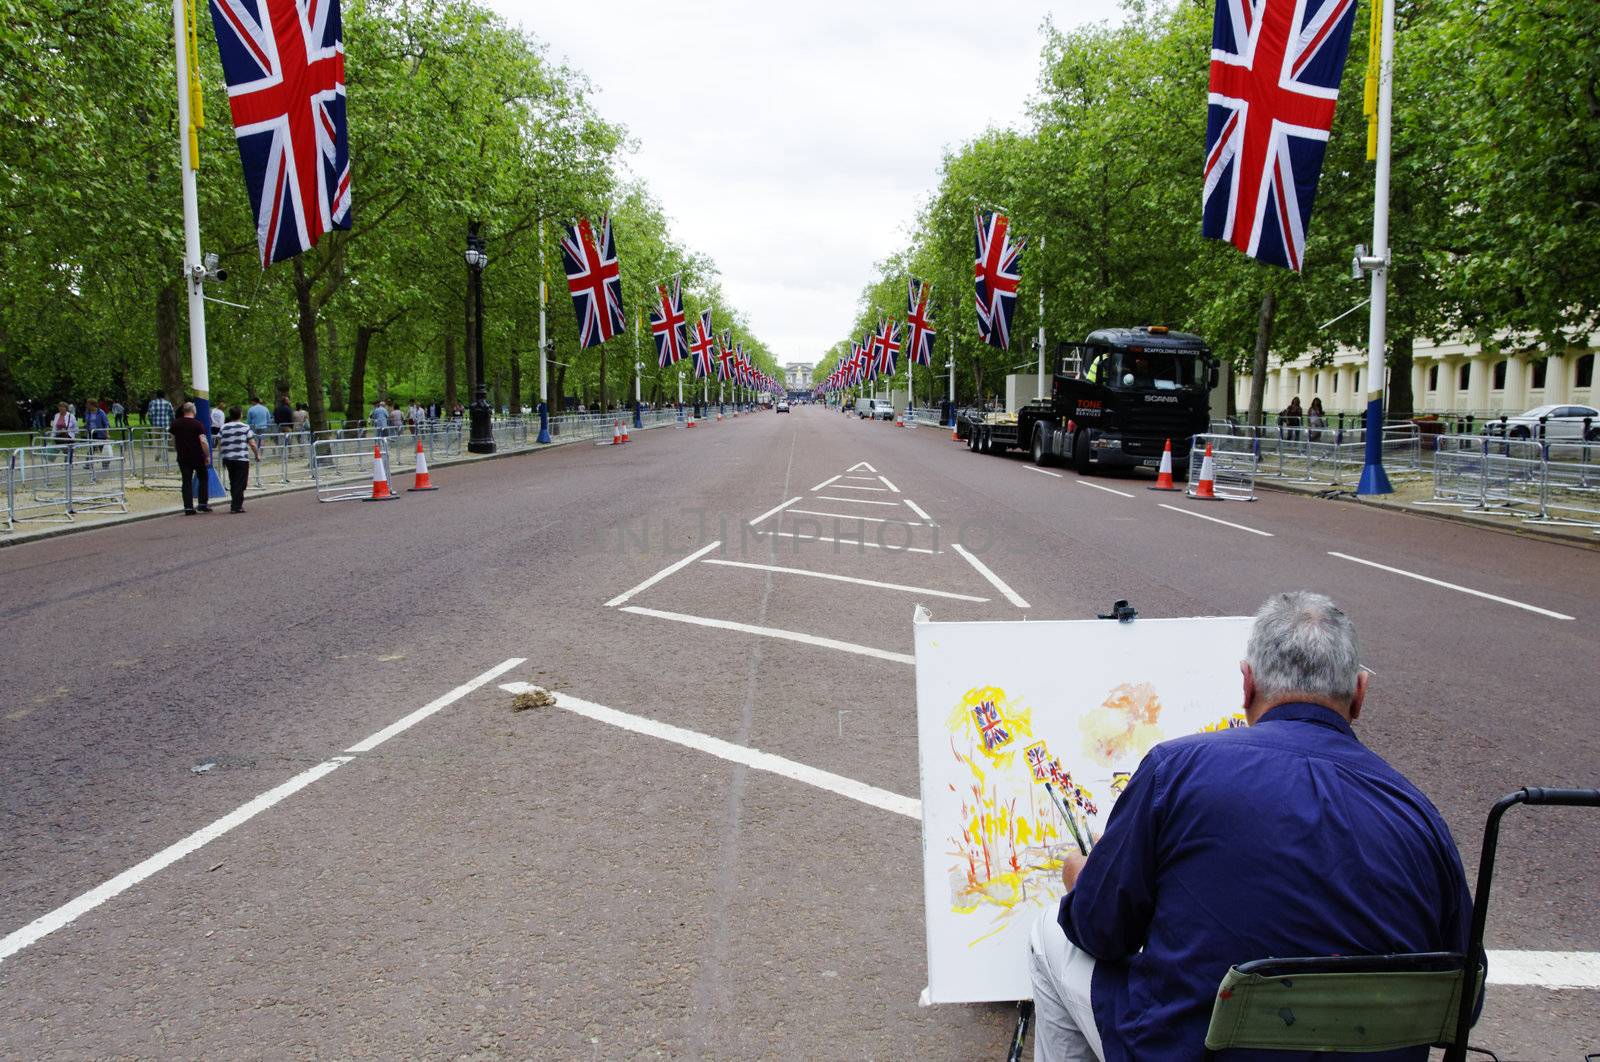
[{"xmin": 465, "ymin": 223, "xmax": 495, "ymax": 454}]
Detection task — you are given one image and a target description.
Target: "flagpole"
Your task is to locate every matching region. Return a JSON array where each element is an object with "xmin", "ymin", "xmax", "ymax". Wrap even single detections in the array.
[
  {"xmin": 172, "ymin": 0, "xmax": 226, "ymax": 499},
  {"xmin": 1356, "ymin": 0, "xmax": 1395, "ymax": 495},
  {"xmin": 948, "ymin": 332, "xmax": 955, "ymax": 426},
  {"xmin": 537, "ymin": 218, "xmax": 551, "ymax": 443},
  {"xmin": 1036, "ymin": 233, "xmax": 1047, "ymax": 403}
]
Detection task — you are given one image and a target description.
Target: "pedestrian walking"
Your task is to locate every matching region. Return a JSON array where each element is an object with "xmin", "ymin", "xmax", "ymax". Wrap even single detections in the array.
[
  {"xmin": 1307, "ymin": 397, "xmax": 1327, "ymax": 443},
  {"xmin": 48, "ymin": 402, "xmax": 77, "ymax": 464},
  {"xmin": 210, "ymin": 402, "xmax": 226, "ymax": 435},
  {"xmin": 146, "ymin": 394, "xmax": 173, "ymax": 431},
  {"xmin": 1280, "ymin": 396, "xmax": 1303, "ymax": 441},
  {"xmin": 217, "ymin": 406, "xmax": 259, "ymax": 513},
  {"xmin": 292, "ymin": 402, "xmax": 310, "ymax": 434},
  {"xmin": 170, "ymin": 401, "xmax": 213, "ymax": 513},
  {"xmin": 371, "ymin": 398, "xmax": 390, "ymax": 435},
  {"xmin": 84, "ymin": 400, "xmax": 111, "ymax": 469},
  {"xmin": 110, "ymin": 400, "xmax": 127, "ymax": 428}
]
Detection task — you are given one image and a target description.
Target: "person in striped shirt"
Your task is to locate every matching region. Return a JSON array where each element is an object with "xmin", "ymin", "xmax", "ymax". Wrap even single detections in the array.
[{"xmin": 217, "ymin": 406, "xmax": 260, "ymax": 514}]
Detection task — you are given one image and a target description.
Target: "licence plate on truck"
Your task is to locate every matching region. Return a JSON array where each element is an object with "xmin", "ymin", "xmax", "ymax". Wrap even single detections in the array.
[{"xmin": 1141, "ymin": 458, "xmax": 1160, "ymax": 467}]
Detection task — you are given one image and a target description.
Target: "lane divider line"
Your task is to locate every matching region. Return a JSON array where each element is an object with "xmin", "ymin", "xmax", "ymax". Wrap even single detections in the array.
[
  {"xmin": 618, "ymin": 606, "xmax": 915, "ymax": 664},
  {"xmin": 499, "ymin": 684, "xmax": 921, "ymax": 820},
  {"xmin": 810, "ymin": 474, "xmax": 841, "ymax": 492},
  {"xmin": 755, "ymin": 529, "xmax": 940, "ymax": 555},
  {"xmin": 878, "ymin": 476, "xmax": 901, "ymax": 493},
  {"xmin": 1157, "ymin": 503, "xmax": 1274, "ymax": 538},
  {"xmin": 1482, "ymin": 949, "xmax": 1600, "ymax": 989},
  {"xmin": 346, "ymin": 657, "xmax": 528, "ymax": 753},
  {"xmin": 1327, "ymin": 551, "xmax": 1575, "ymax": 620},
  {"xmin": 0, "ymin": 657, "xmax": 526, "ymax": 966},
  {"xmin": 904, "ymin": 499, "xmax": 933, "ymax": 522},
  {"xmin": 787, "ymin": 508, "xmax": 927, "ymax": 526},
  {"xmin": 1025, "ymin": 466, "xmax": 1063, "ymax": 479},
  {"xmin": 748, "ymin": 497, "xmax": 802, "ymax": 527},
  {"xmin": 701, "ymin": 558, "xmax": 988, "ymax": 601},
  {"xmin": 1077, "ymin": 480, "xmax": 1135, "ymax": 499},
  {"xmin": 604, "ymin": 540, "xmax": 724, "ymax": 608},
  {"xmin": 816, "ymin": 495, "xmax": 900, "ymax": 506},
  {"xmin": 951, "ymin": 543, "xmax": 1031, "ymax": 609}
]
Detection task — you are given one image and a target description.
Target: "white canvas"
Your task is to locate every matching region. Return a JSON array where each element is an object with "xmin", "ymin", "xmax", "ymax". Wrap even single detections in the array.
[{"xmin": 913, "ymin": 612, "xmax": 1253, "ymax": 1004}]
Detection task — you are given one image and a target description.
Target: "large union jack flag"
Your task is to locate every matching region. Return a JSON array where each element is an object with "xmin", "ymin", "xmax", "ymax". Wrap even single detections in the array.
[
  {"xmin": 874, "ymin": 318, "xmax": 901, "ymax": 377},
  {"xmin": 974, "ymin": 212, "xmax": 1024, "ymax": 349},
  {"xmin": 689, "ymin": 309, "xmax": 715, "ymax": 379},
  {"xmin": 561, "ymin": 216, "xmax": 625, "ymax": 348},
  {"xmin": 716, "ymin": 333, "xmax": 736, "ymax": 382},
  {"xmin": 906, "ymin": 279, "xmax": 936, "ymax": 366},
  {"xmin": 650, "ymin": 276, "xmax": 688, "ymax": 368},
  {"xmin": 1203, "ymin": 0, "xmax": 1357, "ymax": 271},
  {"xmin": 208, "ymin": 0, "xmax": 351, "ymax": 266}
]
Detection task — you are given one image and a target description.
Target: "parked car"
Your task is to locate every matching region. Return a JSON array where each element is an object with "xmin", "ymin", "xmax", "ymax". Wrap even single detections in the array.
[
  {"xmin": 1484, "ymin": 404, "xmax": 1600, "ymax": 441},
  {"xmin": 856, "ymin": 399, "xmax": 894, "ymax": 421},
  {"xmin": 776, "ymin": 401, "xmax": 790, "ymax": 413}
]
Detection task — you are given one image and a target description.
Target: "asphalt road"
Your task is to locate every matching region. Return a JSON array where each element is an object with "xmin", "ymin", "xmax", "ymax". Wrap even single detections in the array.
[{"xmin": 1, "ymin": 405, "xmax": 1595, "ymax": 1059}]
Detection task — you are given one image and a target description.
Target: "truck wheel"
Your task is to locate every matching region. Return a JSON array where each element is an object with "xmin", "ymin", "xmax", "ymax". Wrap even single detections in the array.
[
  {"xmin": 1072, "ymin": 430, "xmax": 1092, "ymax": 474},
  {"xmin": 966, "ymin": 426, "xmax": 979, "ymax": 452},
  {"xmin": 1032, "ymin": 425, "xmax": 1053, "ymax": 467},
  {"xmin": 979, "ymin": 426, "xmax": 992, "ymax": 454}
]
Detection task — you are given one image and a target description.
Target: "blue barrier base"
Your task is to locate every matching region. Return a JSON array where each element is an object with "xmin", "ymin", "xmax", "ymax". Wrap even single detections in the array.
[{"xmin": 537, "ymin": 403, "xmax": 551, "ymax": 444}]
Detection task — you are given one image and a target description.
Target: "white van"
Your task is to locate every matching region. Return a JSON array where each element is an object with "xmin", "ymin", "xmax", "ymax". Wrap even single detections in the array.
[{"xmin": 856, "ymin": 399, "xmax": 895, "ymax": 421}]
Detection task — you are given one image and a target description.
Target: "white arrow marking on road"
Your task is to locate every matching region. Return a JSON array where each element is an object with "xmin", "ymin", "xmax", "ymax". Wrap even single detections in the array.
[
  {"xmin": 877, "ymin": 476, "xmax": 901, "ymax": 493},
  {"xmin": 786, "ymin": 508, "xmax": 926, "ymax": 526},
  {"xmin": 604, "ymin": 540, "xmax": 724, "ymax": 608},
  {"xmin": 903, "ymin": 499, "xmax": 933, "ymax": 522},
  {"xmin": 810, "ymin": 474, "xmax": 842, "ymax": 491},
  {"xmin": 1328, "ymin": 551, "xmax": 1574, "ymax": 621},
  {"xmin": 846, "ymin": 461, "xmax": 879, "ymax": 473},
  {"xmin": 748, "ymin": 496, "xmax": 802, "ymax": 527},
  {"xmin": 755, "ymin": 529, "xmax": 941, "ymax": 555},
  {"xmin": 701, "ymin": 558, "xmax": 987, "ymax": 601},
  {"xmin": 828, "ymin": 484, "xmax": 889, "ymax": 492},
  {"xmin": 816, "ymin": 495, "xmax": 900, "ymax": 506},
  {"xmin": 619, "ymin": 605, "xmax": 914, "ymax": 664},
  {"xmin": 499, "ymin": 684, "xmax": 920, "ymax": 820},
  {"xmin": 1157, "ymin": 503, "xmax": 1275, "ymax": 538},
  {"xmin": 951, "ymin": 543, "xmax": 1030, "ymax": 609}
]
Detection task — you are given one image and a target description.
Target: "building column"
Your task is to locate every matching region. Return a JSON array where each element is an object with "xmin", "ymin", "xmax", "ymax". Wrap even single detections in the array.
[
  {"xmin": 1466, "ymin": 354, "xmax": 1490, "ymax": 416},
  {"xmin": 1545, "ymin": 352, "xmax": 1569, "ymax": 403}
]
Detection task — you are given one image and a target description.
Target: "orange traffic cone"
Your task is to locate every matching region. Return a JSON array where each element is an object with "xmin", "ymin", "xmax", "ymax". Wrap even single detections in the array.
[
  {"xmin": 1149, "ymin": 438, "xmax": 1180, "ymax": 491},
  {"xmin": 686, "ymin": 411, "xmax": 696, "ymax": 428},
  {"xmin": 407, "ymin": 438, "xmax": 437, "ymax": 492},
  {"xmin": 1189, "ymin": 443, "xmax": 1218, "ymax": 500},
  {"xmin": 620, "ymin": 419, "xmax": 630, "ymax": 443},
  {"xmin": 895, "ymin": 411, "xmax": 905, "ymax": 427},
  {"xmin": 366, "ymin": 442, "xmax": 398, "ymax": 501},
  {"xmin": 611, "ymin": 422, "xmax": 622, "ymax": 445},
  {"xmin": 951, "ymin": 425, "xmax": 960, "ymax": 441}
]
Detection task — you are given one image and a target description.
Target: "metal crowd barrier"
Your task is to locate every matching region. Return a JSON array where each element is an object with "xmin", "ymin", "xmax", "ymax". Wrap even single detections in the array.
[
  {"xmin": 3, "ymin": 441, "xmax": 129, "ymax": 525},
  {"xmin": 312, "ymin": 435, "xmax": 386, "ymax": 502},
  {"xmin": 1190, "ymin": 435, "xmax": 1260, "ymax": 500},
  {"xmin": 1425, "ymin": 434, "xmax": 1600, "ymax": 527},
  {"xmin": 1200, "ymin": 424, "xmax": 1424, "ymax": 486}
]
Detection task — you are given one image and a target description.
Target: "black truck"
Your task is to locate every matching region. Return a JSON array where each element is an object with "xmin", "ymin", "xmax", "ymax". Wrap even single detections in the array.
[{"xmin": 957, "ymin": 326, "xmax": 1218, "ymax": 475}]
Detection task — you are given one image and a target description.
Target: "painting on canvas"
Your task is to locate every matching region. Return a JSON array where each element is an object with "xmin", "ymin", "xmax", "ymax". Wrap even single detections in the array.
[{"xmin": 913, "ymin": 613, "xmax": 1252, "ymax": 1003}]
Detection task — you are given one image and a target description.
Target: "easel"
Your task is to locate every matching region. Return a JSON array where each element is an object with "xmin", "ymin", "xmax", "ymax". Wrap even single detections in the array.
[{"xmin": 1004, "ymin": 599, "xmax": 1139, "ymax": 1062}]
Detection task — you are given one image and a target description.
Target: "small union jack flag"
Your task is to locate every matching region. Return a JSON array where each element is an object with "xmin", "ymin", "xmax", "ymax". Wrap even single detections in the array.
[
  {"xmin": 972, "ymin": 700, "xmax": 1013, "ymax": 753},
  {"xmin": 874, "ymin": 319, "xmax": 901, "ymax": 377},
  {"xmin": 208, "ymin": 0, "xmax": 351, "ymax": 266},
  {"xmin": 1203, "ymin": 0, "xmax": 1358, "ymax": 270},
  {"xmin": 717, "ymin": 333, "xmax": 736, "ymax": 382},
  {"xmin": 689, "ymin": 310, "xmax": 716, "ymax": 379},
  {"xmin": 906, "ymin": 279, "xmax": 936, "ymax": 366},
  {"xmin": 1024, "ymin": 741, "xmax": 1052, "ymax": 782},
  {"xmin": 561, "ymin": 216, "xmax": 625, "ymax": 348},
  {"xmin": 650, "ymin": 276, "xmax": 688, "ymax": 368},
  {"xmin": 974, "ymin": 211, "xmax": 1024, "ymax": 350}
]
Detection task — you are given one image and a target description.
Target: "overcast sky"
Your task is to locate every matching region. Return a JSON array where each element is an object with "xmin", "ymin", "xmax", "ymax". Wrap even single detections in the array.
[{"xmin": 489, "ymin": 1, "xmax": 1125, "ymax": 368}]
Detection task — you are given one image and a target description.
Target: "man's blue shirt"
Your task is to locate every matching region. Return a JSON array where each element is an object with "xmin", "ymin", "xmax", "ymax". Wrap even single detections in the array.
[
  {"xmin": 1057, "ymin": 702, "xmax": 1471, "ymax": 1061},
  {"xmin": 246, "ymin": 402, "xmax": 272, "ymax": 431}
]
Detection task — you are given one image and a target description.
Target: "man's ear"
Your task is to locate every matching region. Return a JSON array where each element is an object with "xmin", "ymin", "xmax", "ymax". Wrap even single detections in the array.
[
  {"xmin": 1240, "ymin": 661, "xmax": 1256, "ymax": 718},
  {"xmin": 1348, "ymin": 669, "xmax": 1368, "ymax": 721}
]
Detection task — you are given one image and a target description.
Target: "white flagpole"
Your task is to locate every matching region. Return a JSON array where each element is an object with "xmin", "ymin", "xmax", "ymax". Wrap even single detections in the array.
[
  {"xmin": 537, "ymin": 217, "xmax": 550, "ymax": 442},
  {"xmin": 1357, "ymin": 0, "xmax": 1395, "ymax": 495},
  {"xmin": 1036, "ymin": 233, "xmax": 1046, "ymax": 403}
]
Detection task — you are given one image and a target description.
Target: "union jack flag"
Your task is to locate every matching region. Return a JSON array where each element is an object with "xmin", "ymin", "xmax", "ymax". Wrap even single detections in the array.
[
  {"xmin": 561, "ymin": 216, "xmax": 625, "ymax": 348},
  {"xmin": 650, "ymin": 276, "xmax": 688, "ymax": 368},
  {"xmin": 1024, "ymin": 741, "xmax": 1052, "ymax": 782},
  {"xmin": 974, "ymin": 211, "xmax": 1024, "ymax": 350},
  {"xmin": 1203, "ymin": 0, "xmax": 1358, "ymax": 271},
  {"xmin": 689, "ymin": 309, "xmax": 716, "ymax": 379},
  {"xmin": 972, "ymin": 700, "xmax": 1013, "ymax": 753},
  {"xmin": 906, "ymin": 279, "xmax": 936, "ymax": 366},
  {"xmin": 863, "ymin": 330, "xmax": 879, "ymax": 383},
  {"xmin": 208, "ymin": 0, "xmax": 351, "ymax": 266},
  {"xmin": 717, "ymin": 333, "xmax": 736, "ymax": 382},
  {"xmin": 874, "ymin": 319, "xmax": 901, "ymax": 377}
]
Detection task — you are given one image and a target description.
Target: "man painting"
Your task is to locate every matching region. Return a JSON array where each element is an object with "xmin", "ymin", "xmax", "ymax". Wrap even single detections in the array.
[{"xmin": 1029, "ymin": 591, "xmax": 1472, "ymax": 1061}]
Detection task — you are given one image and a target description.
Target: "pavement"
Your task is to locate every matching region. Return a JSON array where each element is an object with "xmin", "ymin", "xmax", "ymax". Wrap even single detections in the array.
[{"xmin": 0, "ymin": 405, "xmax": 1595, "ymax": 1059}]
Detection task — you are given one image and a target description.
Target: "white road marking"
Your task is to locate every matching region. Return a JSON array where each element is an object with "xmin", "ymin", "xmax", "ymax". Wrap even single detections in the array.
[
  {"xmin": 1157, "ymin": 503, "xmax": 1275, "ymax": 538},
  {"xmin": 787, "ymin": 508, "xmax": 926, "ymax": 526},
  {"xmin": 878, "ymin": 476, "xmax": 901, "ymax": 493},
  {"xmin": 499, "ymin": 684, "xmax": 920, "ymax": 820},
  {"xmin": 604, "ymin": 540, "xmax": 724, "ymax": 608},
  {"xmin": 1077, "ymin": 480, "xmax": 1135, "ymax": 499},
  {"xmin": 747, "ymin": 497, "xmax": 802, "ymax": 527},
  {"xmin": 903, "ymin": 499, "xmax": 933, "ymax": 521},
  {"xmin": 346, "ymin": 658, "xmax": 528, "ymax": 753},
  {"xmin": 817, "ymin": 495, "xmax": 899, "ymax": 506},
  {"xmin": 843, "ymin": 475, "xmax": 879, "ymax": 481},
  {"xmin": 619, "ymin": 606, "xmax": 914, "ymax": 664},
  {"xmin": 829, "ymin": 484, "xmax": 889, "ymax": 492},
  {"xmin": 0, "ymin": 658, "xmax": 526, "ymax": 966},
  {"xmin": 951, "ymin": 543, "xmax": 1031, "ymax": 609},
  {"xmin": 1484, "ymin": 949, "xmax": 1600, "ymax": 989},
  {"xmin": 701, "ymin": 558, "xmax": 988, "ymax": 601},
  {"xmin": 755, "ymin": 529, "xmax": 940, "ymax": 555},
  {"xmin": 1025, "ymin": 466, "xmax": 1063, "ymax": 479},
  {"xmin": 1328, "ymin": 551, "xmax": 1575, "ymax": 620},
  {"xmin": 846, "ymin": 461, "xmax": 879, "ymax": 473},
  {"xmin": 810, "ymin": 474, "xmax": 841, "ymax": 491}
]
